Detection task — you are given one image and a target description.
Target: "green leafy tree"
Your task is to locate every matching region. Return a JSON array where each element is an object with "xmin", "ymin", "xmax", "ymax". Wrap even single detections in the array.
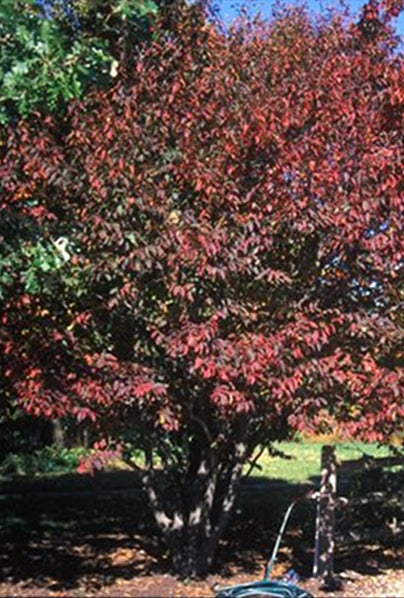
[
  {"xmin": 0, "ymin": 0, "xmax": 107, "ymax": 123},
  {"xmin": 0, "ymin": 0, "xmax": 165, "ymax": 124}
]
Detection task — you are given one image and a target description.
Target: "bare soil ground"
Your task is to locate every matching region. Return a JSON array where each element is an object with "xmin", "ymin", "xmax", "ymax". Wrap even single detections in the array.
[
  {"xmin": 0, "ymin": 524, "xmax": 403, "ymax": 597},
  {"xmin": 1, "ymin": 474, "xmax": 403, "ymax": 596}
]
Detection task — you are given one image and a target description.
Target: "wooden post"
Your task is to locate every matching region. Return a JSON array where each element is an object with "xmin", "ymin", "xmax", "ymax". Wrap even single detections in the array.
[{"xmin": 313, "ymin": 445, "xmax": 338, "ymax": 589}]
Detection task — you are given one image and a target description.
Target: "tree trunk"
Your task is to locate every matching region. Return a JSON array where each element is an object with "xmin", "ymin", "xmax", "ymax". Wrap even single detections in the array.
[
  {"xmin": 143, "ymin": 442, "xmax": 248, "ymax": 578},
  {"xmin": 52, "ymin": 418, "xmax": 65, "ymax": 448}
]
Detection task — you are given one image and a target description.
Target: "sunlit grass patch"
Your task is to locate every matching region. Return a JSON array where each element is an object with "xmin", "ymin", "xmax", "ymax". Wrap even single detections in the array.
[{"xmin": 247, "ymin": 439, "xmax": 392, "ymax": 482}]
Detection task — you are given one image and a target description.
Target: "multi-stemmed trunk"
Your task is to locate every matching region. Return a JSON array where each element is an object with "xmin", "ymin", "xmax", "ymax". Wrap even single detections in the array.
[{"xmin": 142, "ymin": 442, "xmax": 248, "ymax": 578}]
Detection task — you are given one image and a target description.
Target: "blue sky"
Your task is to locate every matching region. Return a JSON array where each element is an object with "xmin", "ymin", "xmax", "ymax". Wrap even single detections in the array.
[{"xmin": 214, "ymin": 0, "xmax": 404, "ymax": 37}]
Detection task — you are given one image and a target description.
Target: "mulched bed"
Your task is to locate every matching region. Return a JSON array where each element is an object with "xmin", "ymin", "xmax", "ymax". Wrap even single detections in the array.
[
  {"xmin": 1, "ymin": 476, "xmax": 403, "ymax": 596},
  {"xmin": 1, "ymin": 532, "xmax": 403, "ymax": 597}
]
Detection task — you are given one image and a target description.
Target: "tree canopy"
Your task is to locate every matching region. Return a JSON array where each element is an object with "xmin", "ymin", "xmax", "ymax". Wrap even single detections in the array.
[
  {"xmin": 1, "ymin": 0, "xmax": 403, "ymax": 577},
  {"xmin": 0, "ymin": 0, "xmax": 172, "ymax": 123}
]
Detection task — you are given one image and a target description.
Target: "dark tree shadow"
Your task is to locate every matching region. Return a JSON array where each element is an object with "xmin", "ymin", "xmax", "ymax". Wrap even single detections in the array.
[{"xmin": 0, "ymin": 472, "xmax": 403, "ymax": 593}]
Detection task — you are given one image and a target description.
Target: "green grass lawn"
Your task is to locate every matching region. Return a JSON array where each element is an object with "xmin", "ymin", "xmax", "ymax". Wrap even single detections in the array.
[
  {"xmin": 0, "ymin": 439, "xmax": 396, "ymax": 484},
  {"xmin": 249, "ymin": 440, "xmax": 393, "ymax": 482}
]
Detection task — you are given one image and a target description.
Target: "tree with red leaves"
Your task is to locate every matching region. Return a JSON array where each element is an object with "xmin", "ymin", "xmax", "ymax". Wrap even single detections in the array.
[{"xmin": 1, "ymin": 0, "xmax": 403, "ymax": 577}]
